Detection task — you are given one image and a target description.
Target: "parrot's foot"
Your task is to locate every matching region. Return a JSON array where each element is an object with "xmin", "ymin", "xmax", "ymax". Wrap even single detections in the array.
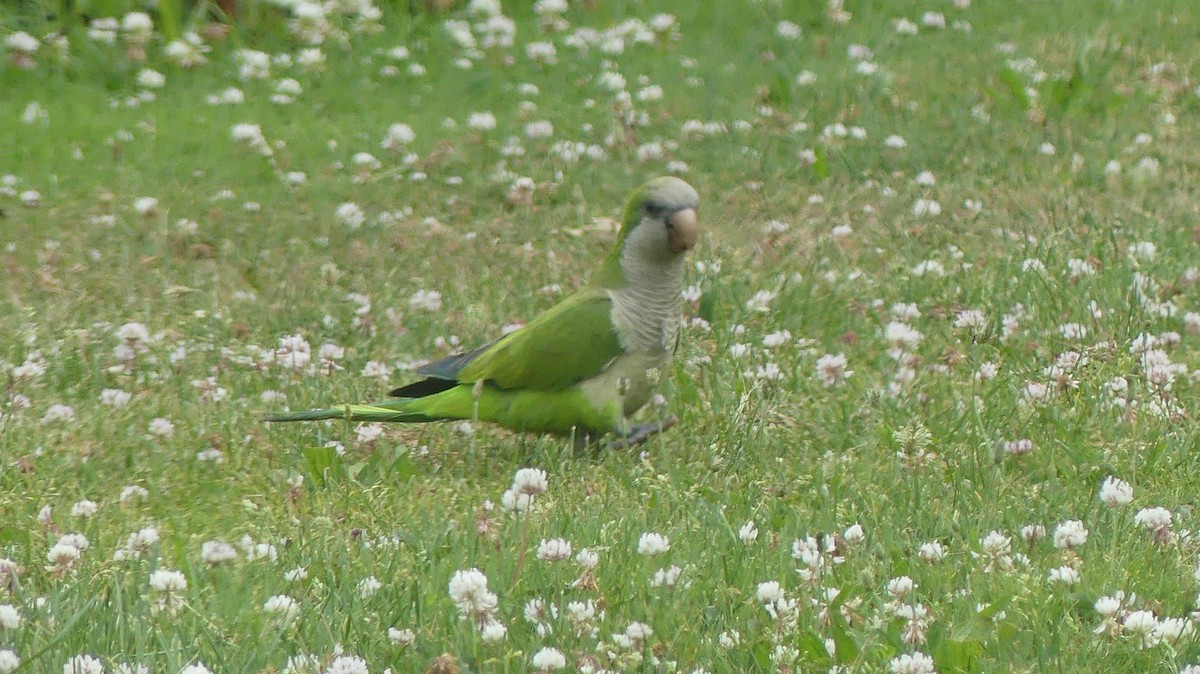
[
  {"xmin": 607, "ymin": 416, "xmax": 677, "ymax": 450},
  {"xmin": 572, "ymin": 430, "xmax": 600, "ymax": 454}
]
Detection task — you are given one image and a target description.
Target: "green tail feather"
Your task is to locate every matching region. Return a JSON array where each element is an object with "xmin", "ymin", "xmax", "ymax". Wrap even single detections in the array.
[{"xmin": 265, "ymin": 400, "xmax": 435, "ymax": 423}]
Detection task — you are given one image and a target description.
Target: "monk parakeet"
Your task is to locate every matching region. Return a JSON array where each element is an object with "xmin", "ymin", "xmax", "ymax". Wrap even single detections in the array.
[{"xmin": 267, "ymin": 176, "xmax": 700, "ymax": 446}]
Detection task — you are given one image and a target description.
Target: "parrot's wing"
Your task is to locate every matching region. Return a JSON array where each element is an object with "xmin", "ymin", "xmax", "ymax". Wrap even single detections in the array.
[
  {"xmin": 388, "ymin": 339, "xmax": 502, "ymax": 397},
  {"xmin": 416, "ymin": 339, "xmax": 500, "ymax": 380},
  {"xmin": 448, "ymin": 289, "xmax": 622, "ymax": 391}
]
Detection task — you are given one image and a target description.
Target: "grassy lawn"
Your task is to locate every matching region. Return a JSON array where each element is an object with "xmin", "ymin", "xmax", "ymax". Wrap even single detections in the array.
[{"xmin": 2, "ymin": 0, "xmax": 1200, "ymax": 672}]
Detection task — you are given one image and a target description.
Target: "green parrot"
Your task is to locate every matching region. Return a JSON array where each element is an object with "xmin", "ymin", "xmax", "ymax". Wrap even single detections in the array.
[{"xmin": 267, "ymin": 176, "xmax": 700, "ymax": 447}]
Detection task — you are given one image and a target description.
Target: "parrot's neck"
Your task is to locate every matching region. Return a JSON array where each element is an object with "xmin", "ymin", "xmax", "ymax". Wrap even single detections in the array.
[{"xmin": 610, "ymin": 248, "xmax": 687, "ymax": 352}]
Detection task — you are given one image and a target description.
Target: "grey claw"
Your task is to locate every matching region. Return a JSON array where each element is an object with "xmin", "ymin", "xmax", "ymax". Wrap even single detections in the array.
[{"xmin": 608, "ymin": 416, "xmax": 678, "ymax": 450}]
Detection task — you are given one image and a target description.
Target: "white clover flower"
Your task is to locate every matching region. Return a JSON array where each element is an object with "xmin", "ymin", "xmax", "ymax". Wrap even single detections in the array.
[
  {"xmin": 148, "ymin": 417, "xmax": 174, "ymax": 437},
  {"xmin": 122, "ymin": 12, "xmax": 153, "ymax": 38},
  {"xmin": 1134, "ymin": 507, "xmax": 1173, "ymax": 543},
  {"xmin": 208, "ymin": 87, "xmax": 244, "ymax": 106},
  {"xmin": 336, "ymin": 202, "xmax": 366, "ymax": 229},
  {"xmin": 1124, "ymin": 610, "xmax": 1159, "ymax": 648},
  {"xmin": 1019, "ymin": 524, "xmax": 1045, "ymax": 542},
  {"xmin": 815, "ymin": 353, "xmax": 852, "ymax": 387},
  {"xmin": 71, "ymin": 500, "xmax": 98, "ymax": 518},
  {"xmin": 979, "ymin": 531, "xmax": 1013, "ymax": 572},
  {"xmin": 912, "ymin": 198, "xmax": 942, "ymax": 217},
  {"xmin": 575, "ymin": 548, "xmax": 599, "ymax": 569},
  {"xmin": 0, "ymin": 649, "xmax": 18, "ymax": 673},
  {"xmin": 1134, "ymin": 507, "xmax": 1172, "ymax": 530},
  {"xmin": 350, "ymin": 152, "xmax": 376, "ymax": 171},
  {"xmin": 1047, "ymin": 566, "xmax": 1081, "ymax": 586},
  {"xmin": 133, "ymin": 196, "xmax": 159, "ymax": 216},
  {"xmin": 201, "ymin": 540, "xmax": 238, "ymax": 565},
  {"xmin": 526, "ymin": 41, "xmax": 557, "ymax": 63},
  {"xmin": 296, "ymin": 48, "xmax": 325, "ymax": 71},
  {"xmin": 738, "ymin": 521, "xmax": 758, "ymax": 544},
  {"xmin": 409, "ymin": 289, "xmax": 443, "ymax": 312},
  {"xmin": 523, "ymin": 594, "xmax": 549, "ymax": 628},
  {"xmin": 847, "ymin": 44, "xmax": 872, "ymax": 60},
  {"xmin": 0, "ymin": 605, "xmax": 19, "ymax": 630},
  {"xmin": 776, "ymin": 20, "xmax": 802, "ymax": 39},
  {"xmin": 888, "ymin": 651, "xmax": 936, "ymax": 674},
  {"xmin": 5, "ymin": 31, "xmax": 39, "ymax": 56},
  {"xmin": 884, "ymin": 322, "xmax": 922, "ymax": 356},
  {"xmin": 650, "ymin": 13, "xmax": 676, "ymax": 31},
  {"xmin": 358, "ymin": 575, "xmax": 382, "ymax": 598},
  {"xmin": 467, "ymin": 111, "xmax": 497, "ymax": 131},
  {"xmin": 478, "ymin": 619, "xmax": 507, "ymax": 644},
  {"xmin": 829, "ymin": 224, "xmax": 853, "ymax": 239},
  {"xmin": 512, "ymin": 467, "xmax": 548, "ymax": 495},
  {"xmin": 1132, "ymin": 156, "xmax": 1160, "ymax": 181},
  {"xmin": 636, "ymin": 141, "xmax": 663, "ymax": 162},
  {"xmin": 625, "ymin": 621, "xmax": 653, "ymax": 641},
  {"xmin": 355, "ymin": 423, "xmax": 384, "ymax": 444},
  {"xmin": 42, "ymin": 404, "xmax": 76, "ymax": 424},
  {"xmin": 1094, "ymin": 595, "xmax": 1122, "ymax": 617},
  {"xmin": 388, "ymin": 627, "xmax": 416, "ymax": 646},
  {"xmin": 264, "ymin": 595, "xmax": 300, "ymax": 620},
  {"xmin": 381, "ymin": 123, "xmax": 415, "ymax": 151},
  {"xmin": 136, "ymin": 68, "xmax": 165, "ymax": 88},
  {"xmin": 887, "ymin": 576, "xmax": 915, "ymax": 598},
  {"xmin": 63, "ymin": 655, "xmax": 106, "ymax": 674},
  {"xmin": 531, "ymin": 647, "xmax": 566, "ymax": 671},
  {"xmin": 230, "ymin": 123, "xmax": 271, "ymax": 155},
  {"xmin": 501, "ymin": 489, "xmax": 533, "ymax": 514},
  {"xmin": 911, "ymin": 259, "xmax": 945, "ymax": 277},
  {"xmin": 324, "ymin": 655, "xmax": 369, "ymax": 674},
  {"xmin": 449, "ymin": 568, "xmax": 498, "ymax": 617},
  {"xmin": 119, "ymin": 485, "xmax": 148, "ymax": 502},
  {"xmin": 47, "ymin": 543, "xmax": 81, "ymax": 570},
  {"xmin": 1052, "ymin": 520, "xmax": 1088, "ymax": 549},
  {"xmin": 918, "ymin": 541, "xmax": 945, "ymax": 563},
  {"xmin": 57, "ymin": 533, "xmax": 89, "ymax": 552},
  {"xmin": 637, "ymin": 84, "xmax": 664, "ymax": 101},
  {"xmin": 164, "ymin": 36, "xmax": 208, "ymax": 68},
  {"xmin": 536, "ymin": 538, "xmax": 572, "ymax": 562},
  {"xmin": 637, "ymin": 532, "xmax": 670, "ymax": 556},
  {"xmin": 772, "ymin": 645, "xmax": 800, "ymax": 664},
  {"xmin": 1057, "ymin": 322, "xmax": 1088, "ymax": 340},
  {"xmin": 597, "ymin": 70, "xmax": 625, "ymax": 91},
  {"xmin": 1155, "ymin": 617, "xmax": 1192, "ymax": 645},
  {"xmin": 954, "ymin": 309, "xmax": 987, "ymax": 329},
  {"xmin": 524, "ymin": 120, "xmax": 554, "ymax": 139},
  {"xmin": 1127, "ymin": 241, "xmax": 1157, "ymax": 262},
  {"xmin": 149, "ymin": 569, "xmax": 187, "ymax": 592},
  {"xmin": 756, "ymin": 580, "xmax": 785, "ymax": 603},
  {"xmin": 762, "ymin": 329, "xmax": 791, "ymax": 348}
]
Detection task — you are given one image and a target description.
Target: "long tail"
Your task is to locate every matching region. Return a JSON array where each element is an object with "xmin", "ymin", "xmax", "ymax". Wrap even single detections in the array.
[{"xmin": 265, "ymin": 399, "xmax": 436, "ymax": 423}]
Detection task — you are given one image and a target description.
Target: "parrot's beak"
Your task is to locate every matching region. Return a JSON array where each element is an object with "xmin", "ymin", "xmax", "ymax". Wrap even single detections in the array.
[{"xmin": 666, "ymin": 207, "xmax": 698, "ymax": 253}]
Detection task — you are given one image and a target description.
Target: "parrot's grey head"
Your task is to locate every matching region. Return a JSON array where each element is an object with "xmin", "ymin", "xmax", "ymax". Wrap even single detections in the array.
[{"xmin": 620, "ymin": 176, "xmax": 701, "ymax": 262}]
